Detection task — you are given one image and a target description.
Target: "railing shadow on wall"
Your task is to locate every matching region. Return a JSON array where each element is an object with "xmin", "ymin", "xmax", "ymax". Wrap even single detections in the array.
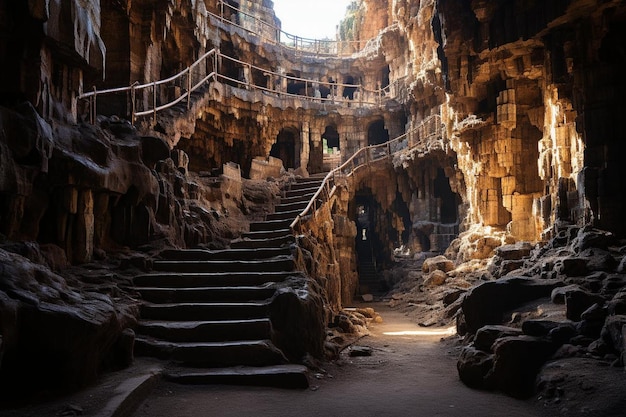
[
  {"xmin": 289, "ymin": 114, "xmax": 445, "ymax": 234},
  {"xmin": 78, "ymin": 48, "xmax": 394, "ymax": 125}
]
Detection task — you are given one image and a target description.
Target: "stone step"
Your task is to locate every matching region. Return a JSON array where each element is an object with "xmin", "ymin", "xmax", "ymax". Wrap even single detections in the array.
[
  {"xmin": 230, "ymin": 234, "xmax": 295, "ymax": 249},
  {"xmin": 139, "ymin": 301, "xmax": 270, "ymax": 321},
  {"xmin": 164, "ymin": 364, "xmax": 309, "ymax": 389},
  {"xmin": 266, "ymin": 209, "xmax": 302, "ymax": 221},
  {"xmin": 158, "ymin": 247, "xmax": 292, "ymax": 261},
  {"xmin": 134, "ymin": 285, "xmax": 276, "ymax": 303},
  {"xmin": 133, "ymin": 271, "xmax": 298, "ymax": 288},
  {"xmin": 275, "ymin": 200, "xmax": 308, "ymax": 213},
  {"xmin": 249, "ymin": 219, "xmax": 294, "ymax": 232},
  {"xmin": 287, "ymin": 180, "xmax": 323, "ymax": 191},
  {"xmin": 152, "ymin": 256, "xmax": 296, "ymax": 273},
  {"xmin": 284, "ymin": 186, "xmax": 320, "ymax": 199},
  {"xmin": 137, "ymin": 318, "xmax": 271, "ymax": 342},
  {"xmin": 240, "ymin": 228, "xmax": 293, "ymax": 241},
  {"xmin": 135, "ymin": 337, "xmax": 287, "ymax": 367},
  {"xmin": 278, "ymin": 194, "xmax": 316, "ymax": 206}
]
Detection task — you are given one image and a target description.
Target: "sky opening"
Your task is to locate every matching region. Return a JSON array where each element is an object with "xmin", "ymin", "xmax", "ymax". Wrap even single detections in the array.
[{"xmin": 272, "ymin": 0, "xmax": 353, "ymax": 40}]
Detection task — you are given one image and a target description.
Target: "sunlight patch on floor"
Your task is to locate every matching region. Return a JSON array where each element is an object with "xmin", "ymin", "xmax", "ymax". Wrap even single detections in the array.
[{"xmin": 383, "ymin": 326, "xmax": 457, "ymax": 336}]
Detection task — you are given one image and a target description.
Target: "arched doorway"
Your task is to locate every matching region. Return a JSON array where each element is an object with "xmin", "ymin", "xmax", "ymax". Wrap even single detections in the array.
[
  {"xmin": 354, "ymin": 191, "xmax": 387, "ymax": 296},
  {"xmin": 270, "ymin": 128, "xmax": 300, "ymax": 169},
  {"xmin": 367, "ymin": 119, "xmax": 389, "ymax": 146},
  {"xmin": 321, "ymin": 125, "xmax": 341, "ymax": 171},
  {"xmin": 434, "ymin": 168, "xmax": 459, "ymax": 224},
  {"xmin": 381, "ymin": 65, "xmax": 390, "ymax": 90}
]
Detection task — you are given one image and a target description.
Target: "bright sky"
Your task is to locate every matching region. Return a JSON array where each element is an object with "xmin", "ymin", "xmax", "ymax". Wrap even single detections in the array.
[{"xmin": 272, "ymin": 0, "xmax": 353, "ymax": 40}]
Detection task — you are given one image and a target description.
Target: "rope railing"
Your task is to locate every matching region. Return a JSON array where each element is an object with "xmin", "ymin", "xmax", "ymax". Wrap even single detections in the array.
[
  {"xmin": 78, "ymin": 48, "xmax": 394, "ymax": 125},
  {"xmin": 290, "ymin": 115, "xmax": 445, "ymax": 233},
  {"xmin": 214, "ymin": 1, "xmax": 365, "ymax": 57}
]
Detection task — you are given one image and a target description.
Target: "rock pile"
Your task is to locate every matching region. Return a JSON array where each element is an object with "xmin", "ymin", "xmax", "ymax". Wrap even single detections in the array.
[{"xmin": 456, "ymin": 225, "xmax": 626, "ymax": 399}]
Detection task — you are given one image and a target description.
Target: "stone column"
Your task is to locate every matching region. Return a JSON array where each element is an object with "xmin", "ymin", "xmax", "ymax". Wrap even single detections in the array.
[{"xmin": 300, "ymin": 121, "xmax": 310, "ymax": 172}]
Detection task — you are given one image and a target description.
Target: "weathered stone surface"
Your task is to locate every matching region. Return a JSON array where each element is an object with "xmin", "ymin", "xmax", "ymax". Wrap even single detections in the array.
[
  {"xmin": 141, "ymin": 136, "xmax": 171, "ymax": 168},
  {"xmin": 555, "ymin": 257, "xmax": 588, "ymax": 277},
  {"xmin": 269, "ymin": 277, "xmax": 326, "ymax": 362},
  {"xmin": 522, "ymin": 320, "xmax": 563, "ymax": 337},
  {"xmin": 457, "ymin": 345, "xmax": 494, "ymax": 390},
  {"xmin": 600, "ymin": 315, "xmax": 626, "ymax": 354},
  {"xmin": 0, "ymin": 249, "xmax": 137, "ymax": 396},
  {"xmin": 487, "ymin": 336, "xmax": 559, "ymax": 399},
  {"xmin": 493, "ymin": 243, "xmax": 533, "ymax": 261},
  {"xmin": 461, "ymin": 277, "xmax": 562, "ymax": 334},
  {"xmin": 474, "ymin": 325, "xmax": 522, "ymax": 352},
  {"xmin": 565, "ymin": 289, "xmax": 605, "ymax": 321},
  {"xmin": 423, "ymin": 269, "xmax": 447, "ymax": 287},
  {"xmin": 422, "ymin": 255, "xmax": 455, "ymax": 273}
]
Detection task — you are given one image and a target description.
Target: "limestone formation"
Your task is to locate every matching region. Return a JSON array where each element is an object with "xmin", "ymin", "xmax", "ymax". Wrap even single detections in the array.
[{"xmin": 1, "ymin": 0, "xmax": 626, "ymax": 408}]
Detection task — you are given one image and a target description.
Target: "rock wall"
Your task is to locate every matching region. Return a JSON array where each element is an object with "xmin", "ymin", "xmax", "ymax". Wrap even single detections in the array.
[
  {"xmin": 434, "ymin": 0, "xmax": 626, "ymax": 240},
  {"xmin": 3, "ymin": 0, "xmax": 626, "ymax": 398}
]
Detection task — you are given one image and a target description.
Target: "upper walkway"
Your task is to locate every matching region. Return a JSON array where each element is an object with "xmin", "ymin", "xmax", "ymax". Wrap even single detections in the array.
[
  {"xmin": 212, "ymin": 0, "xmax": 368, "ymax": 57},
  {"xmin": 79, "ymin": 48, "xmax": 397, "ymax": 125}
]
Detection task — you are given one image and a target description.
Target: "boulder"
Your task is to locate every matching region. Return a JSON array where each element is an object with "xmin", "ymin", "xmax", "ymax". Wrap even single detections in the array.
[
  {"xmin": 581, "ymin": 249, "xmax": 617, "ymax": 272},
  {"xmin": 551, "ymin": 284, "xmax": 581, "ymax": 304},
  {"xmin": 548, "ymin": 324, "xmax": 578, "ymax": 345},
  {"xmin": 0, "ymin": 249, "xmax": 138, "ymax": 397},
  {"xmin": 474, "ymin": 325, "xmax": 522, "ymax": 352},
  {"xmin": 555, "ymin": 257, "xmax": 588, "ymax": 277},
  {"xmin": 457, "ymin": 345, "xmax": 494, "ymax": 389},
  {"xmin": 601, "ymin": 315, "xmax": 626, "ymax": 354},
  {"xmin": 522, "ymin": 320, "xmax": 562, "ymax": 337},
  {"xmin": 601, "ymin": 274, "xmax": 626, "ymax": 298},
  {"xmin": 461, "ymin": 276, "xmax": 563, "ymax": 334},
  {"xmin": 486, "ymin": 336, "xmax": 559, "ymax": 398},
  {"xmin": 576, "ymin": 319, "xmax": 605, "ymax": 339},
  {"xmin": 422, "ymin": 255, "xmax": 455, "ymax": 273},
  {"xmin": 493, "ymin": 242, "xmax": 533, "ymax": 261},
  {"xmin": 423, "ymin": 269, "xmax": 447, "ymax": 287},
  {"xmin": 565, "ymin": 289, "xmax": 605, "ymax": 321},
  {"xmin": 571, "ymin": 227, "xmax": 617, "ymax": 253},
  {"xmin": 607, "ymin": 289, "xmax": 626, "ymax": 315}
]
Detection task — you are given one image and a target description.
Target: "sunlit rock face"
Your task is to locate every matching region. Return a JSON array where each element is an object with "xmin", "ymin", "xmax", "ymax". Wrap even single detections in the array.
[
  {"xmin": 434, "ymin": 0, "xmax": 626, "ymax": 240},
  {"xmin": 2, "ymin": 0, "xmax": 626, "ymax": 398}
]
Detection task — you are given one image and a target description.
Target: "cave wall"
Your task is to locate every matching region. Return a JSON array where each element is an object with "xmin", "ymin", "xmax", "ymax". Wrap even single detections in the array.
[{"xmin": 434, "ymin": 0, "xmax": 626, "ymax": 239}]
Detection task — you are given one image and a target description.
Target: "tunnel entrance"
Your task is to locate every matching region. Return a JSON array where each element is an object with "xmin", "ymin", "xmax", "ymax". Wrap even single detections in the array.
[
  {"xmin": 434, "ymin": 168, "xmax": 459, "ymax": 224},
  {"xmin": 270, "ymin": 128, "xmax": 300, "ymax": 169},
  {"xmin": 367, "ymin": 119, "xmax": 389, "ymax": 145},
  {"xmin": 354, "ymin": 191, "xmax": 387, "ymax": 296},
  {"xmin": 381, "ymin": 65, "xmax": 390, "ymax": 90},
  {"xmin": 321, "ymin": 125, "xmax": 341, "ymax": 171},
  {"xmin": 322, "ymin": 125, "xmax": 340, "ymax": 152}
]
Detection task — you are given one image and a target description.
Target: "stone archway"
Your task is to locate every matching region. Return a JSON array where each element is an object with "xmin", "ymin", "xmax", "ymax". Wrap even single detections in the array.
[
  {"xmin": 270, "ymin": 127, "xmax": 300, "ymax": 169},
  {"xmin": 367, "ymin": 119, "xmax": 389, "ymax": 146}
]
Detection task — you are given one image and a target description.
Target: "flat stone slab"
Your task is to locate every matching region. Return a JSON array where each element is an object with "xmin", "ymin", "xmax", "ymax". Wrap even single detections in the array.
[{"xmin": 164, "ymin": 364, "xmax": 309, "ymax": 389}]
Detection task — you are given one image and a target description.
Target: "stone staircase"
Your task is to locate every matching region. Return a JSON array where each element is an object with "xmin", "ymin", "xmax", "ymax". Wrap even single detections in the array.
[
  {"xmin": 132, "ymin": 176, "xmax": 325, "ymax": 388},
  {"xmin": 356, "ymin": 238, "xmax": 385, "ymax": 296}
]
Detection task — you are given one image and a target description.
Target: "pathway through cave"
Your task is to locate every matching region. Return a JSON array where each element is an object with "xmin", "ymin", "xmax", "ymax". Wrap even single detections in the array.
[{"xmin": 131, "ymin": 302, "xmax": 545, "ymax": 417}]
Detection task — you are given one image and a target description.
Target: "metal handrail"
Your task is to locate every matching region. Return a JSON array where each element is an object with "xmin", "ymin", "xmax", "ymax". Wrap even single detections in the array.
[
  {"xmin": 78, "ymin": 47, "xmax": 394, "ymax": 124},
  {"xmin": 213, "ymin": 1, "xmax": 365, "ymax": 57},
  {"xmin": 290, "ymin": 115, "xmax": 444, "ymax": 232}
]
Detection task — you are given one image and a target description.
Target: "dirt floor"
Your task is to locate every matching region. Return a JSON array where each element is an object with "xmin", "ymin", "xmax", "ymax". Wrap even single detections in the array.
[{"xmin": 130, "ymin": 302, "xmax": 548, "ymax": 417}]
